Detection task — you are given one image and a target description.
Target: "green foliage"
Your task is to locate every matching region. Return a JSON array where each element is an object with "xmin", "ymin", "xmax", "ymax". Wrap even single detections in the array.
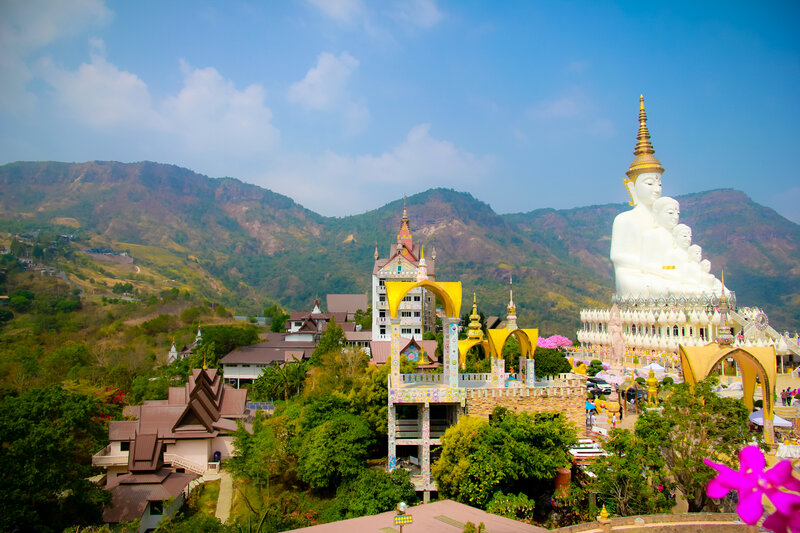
[
  {"xmin": 297, "ymin": 413, "xmax": 372, "ymax": 490},
  {"xmin": 140, "ymin": 314, "xmax": 178, "ymax": 336},
  {"xmin": 9, "ymin": 288, "xmax": 34, "ymax": 312},
  {"xmin": 179, "ymin": 305, "xmax": 209, "ymax": 325},
  {"xmin": 591, "ymin": 429, "xmax": 673, "ymax": 516},
  {"xmin": 0, "ymin": 386, "xmax": 111, "ymax": 532},
  {"xmin": 195, "ymin": 325, "xmax": 259, "ymax": 367},
  {"xmin": 0, "ymin": 308, "xmax": 13, "ymax": 323},
  {"xmin": 264, "ymin": 304, "xmax": 290, "ymax": 333},
  {"xmin": 486, "ymin": 491, "xmax": 536, "ymax": 523},
  {"xmin": 433, "ymin": 408, "xmax": 576, "ymax": 508},
  {"xmin": 131, "ymin": 375, "xmax": 170, "ymax": 403},
  {"xmin": 633, "ymin": 376, "xmax": 759, "ymax": 512},
  {"xmin": 534, "ymin": 348, "xmax": 571, "ymax": 377},
  {"xmin": 353, "ymin": 307, "xmax": 372, "ymax": 331},
  {"xmin": 43, "ymin": 343, "xmax": 93, "ymax": 378},
  {"xmin": 587, "ymin": 359, "xmax": 604, "ymax": 377},
  {"xmin": 251, "ymin": 357, "xmax": 308, "ymax": 401},
  {"xmin": 305, "ymin": 349, "xmax": 368, "ymax": 395},
  {"xmin": 154, "ymin": 513, "xmax": 230, "ymax": 532},
  {"xmin": 462, "ymin": 522, "xmax": 486, "ymax": 533},
  {"xmin": 230, "ymin": 416, "xmax": 296, "ymax": 489},
  {"xmin": 330, "ymin": 468, "xmax": 418, "ymax": 519},
  {"xmin": 112, "ymin": 282, "xmax": 134, "ymax": 294},
  {"xmin": 310, "ymin": 317, "xmax": 345, "ymax": 366},
  {"xmin": 501, "ymin": 336, "xmax": 521, "ymax": 370}
]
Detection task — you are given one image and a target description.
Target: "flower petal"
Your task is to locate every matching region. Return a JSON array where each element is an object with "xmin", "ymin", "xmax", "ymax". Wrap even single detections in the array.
[
  {"xmin": 766, "ymin": 489, "xmax": 800, "ymax": 519},
  {"xmin": 762, "ymin": 510, "xmax": 789, "ymax": 533},
  {"xmin": 704, "ymin": 460, "xmax": 758, "ymax": 491},
  {"xmin": 707, "ymin": 478, "xmax": 731, "ymax": 499},
  {"xmin": 737, "ymin": 488, "xmax": 764, "ymax": 525},
  {"xmin": 765, "ymin": 460, "xmax": 800, "ymax": 493},
  {"xmin": 740, "ymin": 445, "xmax": 766, "ymax": 473}
]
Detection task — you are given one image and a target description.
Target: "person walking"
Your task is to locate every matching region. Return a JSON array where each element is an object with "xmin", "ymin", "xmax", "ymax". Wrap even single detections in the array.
[
  {"xmin": 612, "ymin": 412, "xmax": 617, "ymax": 429},
  {"xmin": 781, "ymin": 389, "xmax": 787, "ymax": 406}
]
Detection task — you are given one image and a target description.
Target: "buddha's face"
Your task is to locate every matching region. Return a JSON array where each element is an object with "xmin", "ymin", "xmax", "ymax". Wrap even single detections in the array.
[
  {"xmin": 656, "ymin": 202, "xmax": 680, "ymax": 230},
  {"xmin": 688, "ymin": 245, "xmax": 702, "ymax": 263},
  {"xmin": 673, "ymin": 226, "xmax": 691, "ymax": 248},
  {"xmin": 634, "ymin": 173, "xmax": 662, "ymax": 207}
]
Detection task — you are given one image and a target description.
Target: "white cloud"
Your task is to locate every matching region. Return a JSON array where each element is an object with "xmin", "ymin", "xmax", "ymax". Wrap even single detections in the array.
[
  {"xmin": 262, "ymin": 124, "xmax": 493, "ymax": 215},
  {"xmin": 0, "ymin": 0, "xmax": 111, "ymax": 112},
  {"xmin": 288, "ymin": 52, "xmax": 359, "ymax": 110},
  {"xmin": 40, "ymin": 38, "xmax": 155, "ymax": 127},
  {"xmin": 288, "ymin": 51, "xmax": 369, "ymax": 134},
  {"xmin": 389, "ymin": 0, "xmax": 443, "ymax": 28},
  {"xmin": 306, "ymin": 0, "xmax": 363, "ymax": 23}
]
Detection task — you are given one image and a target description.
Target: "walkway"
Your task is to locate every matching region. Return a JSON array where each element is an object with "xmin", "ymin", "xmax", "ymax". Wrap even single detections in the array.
[{"xmin": 214, "ymin": 470, "xmax": 233, "ymax": 523}]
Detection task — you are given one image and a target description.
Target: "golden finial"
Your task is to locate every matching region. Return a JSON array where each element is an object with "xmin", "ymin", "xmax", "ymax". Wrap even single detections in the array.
[
  {"xmin": 402, "ymin": 195, "xmax": 408, "ymax": 225},
  {"xmin": 599, "ymin": 504, "xmax": 610, "ymax": 520},
  {"xmin": 420, "ymin": 245, "xmax": 424, "ymax": 260},
  {"xmin": 468, "ymin": 293, "xmax": 482, "ymax": 340},
  {"xmin": 625, "ymin": 94, "xmax": 664, "ymax": 181},
  {"xmin": 202, "ymin": 354, "xmax": 207, "ymax": 370}
]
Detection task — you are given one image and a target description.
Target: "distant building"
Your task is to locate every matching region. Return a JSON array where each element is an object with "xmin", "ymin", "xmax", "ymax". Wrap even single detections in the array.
[
  {"xmin": 92, "ymin": 368, "xmax": 249, "ymax": 528},
  {"xmin": 371, "ymin": 201, "xmax": 436, "ymax": 341},
  {"xmin": 326, "ymin": 293, "xmax": 368, "ymax": 322},
  {"xmin": 221, "ymin": 332, "xmax": 316, "ymax": 388}
]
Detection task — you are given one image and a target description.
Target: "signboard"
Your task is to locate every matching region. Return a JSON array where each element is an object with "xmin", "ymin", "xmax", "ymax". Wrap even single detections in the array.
[{"xmin": 394, "ymin": 514, "xmax": 413, "ymax": 525}]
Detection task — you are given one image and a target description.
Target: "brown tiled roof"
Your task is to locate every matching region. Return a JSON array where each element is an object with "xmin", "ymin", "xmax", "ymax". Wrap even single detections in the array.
[
  {"xmin": 103, "ymin": 469, "xmax": 196, "ymax": 523},
  {"xmin": 326, "ymin": 294, "xmax": 368, "ymax": 314},
  {"xmin": 221, "ymin": 339, "xmax": 315, "ymax": 365},
  {"xmin": 109, "ymin": 420, "xmax": 137, "ymax": 441},
  {"xmin": 369, "ymin": 338, "xmax": 438, "ymax": 365},
  {"xmin": 129, "ymin": 433, "xmax": 162, "ymax": 472},
  {"xmin": 285, "ymin": 499, "xmax": 546, "ymax": 532},
  {"xmin": 345, "ymin": 331, "xmax": 372, "ymax": 342}
]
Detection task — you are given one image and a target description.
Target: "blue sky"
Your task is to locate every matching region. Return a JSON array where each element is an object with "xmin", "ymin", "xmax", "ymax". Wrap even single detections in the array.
[{"xmin": 1, "ymin": 1, "xmax": 798, "ymax": 222}]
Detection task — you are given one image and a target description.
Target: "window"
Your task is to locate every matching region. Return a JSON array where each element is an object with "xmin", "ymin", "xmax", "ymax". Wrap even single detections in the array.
[
  {"xmin": 401, "ymin": 328, "xmax": 412, "ymax": 335},
  {"xmin": 414, "ymin": 328, "xmax": 421, "ymax": 335},
  {"xmin": 403, "ymin": 296, "xmax": 411, "ymax": 302},
  {"xmin": 380, "ymin": 327, "xmax": 386, "ymax": 335},
  {"xmin": 413, "ymin": 296, "xmax": 421, "ymax": 302},
  {"xmin": 379, "ymin": 310, "xmax": 386, "ymax": 318},
  {"xmin": 401, "ymin": 311, "xmax": 412, "ymax": 317},
  {"xmin": 397, "ymin": 265, "xmax": 402, "ymax": 272},
  {"xmin": 379, "ymin": 295, "xmax": 386, "ymax": 302},
  {"xmin": 379, "ymin": 279, "xmax": 385, "ymax": 286},
  {"xmin": 120, "ymin": 441, "xmax": 130, "ymax": 452},
  {"xmin": 413, "ymin": 311, "xmax": 420, "ymax": 317},
  {"xmin": 673, "ymin": 326, "xmax": 679, "ymax": 336}
]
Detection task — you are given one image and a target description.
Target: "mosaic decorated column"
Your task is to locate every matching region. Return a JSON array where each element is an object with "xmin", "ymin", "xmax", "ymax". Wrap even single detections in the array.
[
  {"xmin": 388, "ymin": 403, "xmax": 397, "ymax": 471},
  {"xmin": 442, "ymin": 317, "xmax": 459, "ymax": 388},
  {"xmin": 421, "ymin": 403, "xmax": 431, "ymax": 486},
  {"xmin": 390, "ymin": 317, "xmax": 402, "ymax": 386},
  {"xmin": 492, "ymin": 357, "xmax": 506, "ymax": 387},
  {"xmin": 524, "ymin": 357, "xmax": 536, "ymax": 386}
]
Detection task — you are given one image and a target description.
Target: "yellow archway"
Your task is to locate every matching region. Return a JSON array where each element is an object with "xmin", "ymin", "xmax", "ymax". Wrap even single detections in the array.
[
  {"xmin": 679, "ymin": 343, "xmax": 777, "ymax": 443},
  {"xmin": 486, "ymin": 328, "xmax": 538, "ymax": 359},
  {"xmin": 385, "ymin": 280, "xmax": 462, "ymax": 319}
]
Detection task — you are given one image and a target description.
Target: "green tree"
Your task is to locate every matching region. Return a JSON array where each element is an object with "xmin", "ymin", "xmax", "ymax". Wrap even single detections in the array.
[
  {"xmin": 634, "ymin": 376, "xmax": 758, "ymax": 512},
  {"xmin": 200, "ymin": 325, "xmax": 259, "ymax": 364},
  {"xmin": 485, "ymin": 491, "xmax": 536, "ymax": 523},
  {"xmin": 0, "ymin": 386, "xmax": 111, "ymax": 532},
  {"xmin": 533, "ymin": 347, "xmax": 571, "ymax": 377},
  {"xmin": 43, "ymin": 343, "xmax": 93, "ymax": 378},
  {"xmin": 332, "ymin": 468, "xmax": 418, "ymax": 519},
  {"xmin": 433, "ymin": 408, "xmax": 576, "ymax": 508},
  {"xmin": 353, "ymin": 307, "xmax": 372, "ymax": 331},
  {"xmin": 252, "ymin": 357, "xmax": 308, "ymax": 401},
  {"xmin": 297, "ymin": 413, "xmax": 372, "ymax": 490},
  {"xmin": 591, "ymin": 429, "xmax": 673, "ymax": 516},
  {"xmin": 264, "ymin": 304, "xmax": 290, "ymax": 333},
  {"xmin": 587, "ymin": 359, "xmax": 604, "ymax": 377},
  {"xmin": 309, "ymin": 317, "xmax": 345, "ymax": 366}
]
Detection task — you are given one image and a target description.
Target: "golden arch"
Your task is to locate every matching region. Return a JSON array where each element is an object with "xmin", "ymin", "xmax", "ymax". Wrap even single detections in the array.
[
  {"xmin": 385, "ymin": 280, "xmax": 462, "ymax": 319},
  {"xmin": 679, "ymin": 343, "xmax": 777, "ymax": 443},
  {"xmin": 486, "ymin": 328, "xmax": 538, "ymax": 360}
]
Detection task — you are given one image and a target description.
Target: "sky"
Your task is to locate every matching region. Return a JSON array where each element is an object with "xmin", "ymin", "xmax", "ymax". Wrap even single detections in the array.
[{"xmin": 1, "ymin": 1, "xmax": 798, "ymax": 222}]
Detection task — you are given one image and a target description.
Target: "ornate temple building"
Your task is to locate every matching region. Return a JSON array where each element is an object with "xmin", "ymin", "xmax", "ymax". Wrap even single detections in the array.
[
  {"xmin": 385, "ymin": 278, "xmax": 583, "ymax": 501},
  {"xmin": 371, "ymin": 201, "xmax": 437, "ymax": 341},
  {"xmin": 576, "ymin": 97, "xmax": 800, "ymax": 366}
]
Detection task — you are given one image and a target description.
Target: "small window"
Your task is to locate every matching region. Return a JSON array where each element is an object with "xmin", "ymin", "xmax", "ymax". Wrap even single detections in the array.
[
  {"xmin": 120, "ymin": 441, "xmax": 130, "ymax": 452},
  {"xmin": 414, "ymin": 312, "xmax": 420, "ymax": 317},
  {"xmin": 379, "ymin": 295, "xmax": 386, "ymax": 302},
  {"xmin": 414, "ymin": 296, "xmax": 421, "ymax": 302},
  {"xmin": 397, "ymin": 265, "xmax": 402, "ymax": 272},
  {"xmin": 176, "ymin": 468, "xmax": 185, "ymax": 473},
  {"xmin": 380, "ymin": 327, "xmax": 386, "ymax": 335},
  {"xmin": 415, "ymin": 329, "xmax": 421, "ymax": 335},
  {"xmin": 379, "ymin": 279, "xmax": 385, "ymax": 286},
  {"xmin": 379, "ymin": 310, "xmax": 386, "ymax": 318},
  {"xmin": 401, "ymin": 328, "xmax": 412, "ymax": 335}
]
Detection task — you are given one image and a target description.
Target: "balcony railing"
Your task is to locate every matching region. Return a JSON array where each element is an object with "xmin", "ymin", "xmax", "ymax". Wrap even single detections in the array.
[
  {"xmin": 395, "ymin": 418, "xmax": 451, "ymax": 439},
  {"xmin": 92, "ymin": 445, "xmax": 129, "ymax": 467},
  {"xmin": 458, "ymin": 373, "xmax": 491, "ymax": 388},
  {"xmin": 163, "ymin": 453, "xmax": 207, "ymax": 475},
  {"xmin": 400, "ymin": 373, "xmax": 443, "ymax": 385}
]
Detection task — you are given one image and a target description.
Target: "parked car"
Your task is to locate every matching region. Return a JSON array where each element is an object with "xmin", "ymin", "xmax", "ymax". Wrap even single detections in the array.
[
  {"xmin": 586, "ymin": 377, "xmax": 612, "ymax": 395},
  {"xmin": 625, "ymin": 388, "xmax": 647, "ymax": 402}
]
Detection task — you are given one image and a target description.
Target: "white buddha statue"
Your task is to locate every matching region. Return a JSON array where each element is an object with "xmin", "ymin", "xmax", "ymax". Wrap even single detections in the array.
[
  {"xmin": 610, "ymin": 96, "xmax": 665, "ymax": 296},
  {"xmin": 640, "ymin": 197, "xmax": 682, "ymax": 293}
]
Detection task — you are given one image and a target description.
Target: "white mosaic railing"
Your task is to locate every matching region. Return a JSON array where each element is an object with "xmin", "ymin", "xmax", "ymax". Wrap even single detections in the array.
[{"xmin": 400, "ymin": 373, "xmax": 443, "ymax": 384}]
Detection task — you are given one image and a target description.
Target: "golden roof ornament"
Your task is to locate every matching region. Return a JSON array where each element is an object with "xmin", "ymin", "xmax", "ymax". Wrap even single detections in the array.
[
  {"xmin": 468, "ymin": 293, "xmax": 483, "ymax": 340},
  {"xmin": 625, "ymin": 95, "xmax": 665, "ymax": 180}
]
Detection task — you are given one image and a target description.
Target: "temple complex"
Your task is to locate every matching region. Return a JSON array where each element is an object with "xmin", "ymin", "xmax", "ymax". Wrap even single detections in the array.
[
  {"xmin": 386, "ymin": 277, "xmax": 584, "ymax": 500},
  {"xmin": 371, "ymin": 200, "xmax": 437, "ymax": 342},
  {"xmin": 577, "ymin": 97, "xmax": 800, "ymax": 367}
]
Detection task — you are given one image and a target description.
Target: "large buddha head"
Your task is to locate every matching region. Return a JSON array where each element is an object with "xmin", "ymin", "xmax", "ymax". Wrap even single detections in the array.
[
  {"xmin": 653, "ymin": 196, "xmax": 679, "ymax": 229},
  {"xmin": 623, "ymin": 96, "xmax": 665, "ymax": 207}
]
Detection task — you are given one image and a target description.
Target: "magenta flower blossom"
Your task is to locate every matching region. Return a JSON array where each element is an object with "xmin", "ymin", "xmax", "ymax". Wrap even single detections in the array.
[{"xmin": 704, "ymin": 445, "xmax": 800, "ymax": 531}]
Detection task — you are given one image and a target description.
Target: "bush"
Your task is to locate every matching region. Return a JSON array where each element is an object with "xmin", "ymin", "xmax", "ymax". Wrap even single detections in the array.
[{"xmin": 486, "ymin": 491, "xmax": 536, "ymax": 523}]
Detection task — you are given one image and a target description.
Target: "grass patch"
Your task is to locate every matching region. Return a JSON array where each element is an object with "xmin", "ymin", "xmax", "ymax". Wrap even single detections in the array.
[{"xmin": 192, "ymin": 479, "xmax": 221, "ymax": 517}]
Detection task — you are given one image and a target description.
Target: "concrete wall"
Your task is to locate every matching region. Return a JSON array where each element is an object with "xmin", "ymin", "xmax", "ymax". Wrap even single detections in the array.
[
  {"xmin": 211, "ymin": 436, "xmax": 235, "ymax": 459},
  {"xmin": 465, "ymin": 386, "xmax": 586, "ymax": 428},
  {"xmin": 168, "ymin": 439, "xmax": 210, "ymax": 467}
]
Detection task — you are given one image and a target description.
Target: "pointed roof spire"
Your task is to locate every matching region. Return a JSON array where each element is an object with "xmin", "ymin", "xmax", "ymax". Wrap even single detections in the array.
[
  {"xmin": 374, "ymin": 242, "xmax": 379, "ymax": 260},
  {"xmin": 467, "ymin": 293, "xmax": 483, "ymax": 340},
  {"xmin": 416, "ymin": 245, "xmax": 428, "ymax": 281},
  {"xmin": 401, "ymin": 194, "xmax": 409, "ymax": 227},
  {"xmin": 506, "ymin": 276, "xmax": 518, "ymax": 331},
  {"xmin": 625, "ymin": 95, "xmax": 664, "ymax": 180},
  {"xmin": 716, "ymin": 271, "xmax": 734, "ymax": 345}
]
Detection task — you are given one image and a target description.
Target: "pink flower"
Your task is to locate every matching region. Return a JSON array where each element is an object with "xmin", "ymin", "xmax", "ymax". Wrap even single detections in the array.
[{"xmin": 704, "ymin": 445, "xmax": 800, "ymax": 531}]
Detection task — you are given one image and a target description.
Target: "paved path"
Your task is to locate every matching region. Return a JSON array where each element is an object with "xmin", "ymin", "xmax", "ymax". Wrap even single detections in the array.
[{"xmin": 214, "ymin": 470, "xmax": 233, "ymax": 523}]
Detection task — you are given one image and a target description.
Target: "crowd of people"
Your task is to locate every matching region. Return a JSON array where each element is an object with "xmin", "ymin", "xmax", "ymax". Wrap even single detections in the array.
[{"xmin": 780, "ymin": 388, "xmax": 798, "ymax": 406}]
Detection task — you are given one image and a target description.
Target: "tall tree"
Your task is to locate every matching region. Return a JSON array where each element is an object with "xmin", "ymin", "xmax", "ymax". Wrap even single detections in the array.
[
  {"xmin": 309, "ymin": 317, "xmax": 345, "ymax": 366},
  {"xmin": 0, "ymin": 386, "xmax": 111, "ymax": 532},
  {"xmin": 633, "ymin": 376, "xmax": 758, "ymax": 512}
]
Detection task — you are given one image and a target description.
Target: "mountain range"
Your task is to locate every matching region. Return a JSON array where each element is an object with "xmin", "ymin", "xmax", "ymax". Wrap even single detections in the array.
[{"xmin": 1, "ymin": 161, "xmax": 798, "ymax": 336}]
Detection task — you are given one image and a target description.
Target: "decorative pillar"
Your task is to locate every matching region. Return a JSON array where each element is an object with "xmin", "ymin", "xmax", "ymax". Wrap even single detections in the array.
[
  {"xmin": 388, "ymin": 403, "xmax": 397, "ymax": 471},
  {"xmin": 390, "ymin": 317, "xmax": 402, "ymax": 386},
  {"xmin": 492, "ymin": 357, "xmax": 506, "ymax": 387},
  {"xmin": 421, "ymin": 403, "xmax": 431, "ymax": 486},
  {"xmin": 442, "ymin": 317, "xmax": 459, "ymax": 388},
  {"xmin": 525, "ymin": 358, "xmax": 536, "ymax": 386}
]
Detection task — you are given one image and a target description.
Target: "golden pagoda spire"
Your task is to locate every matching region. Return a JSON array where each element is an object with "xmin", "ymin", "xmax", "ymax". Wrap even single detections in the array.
[
  {"xmin": 625, "ymin": 95, "xmax": 664, "ymax": 181},
  {"xmin": 467, "ymin": 293, "xmax": 483, "ymax": 340},
  {"xmin": 506, "ymin": 277, "xmax": 518, "ymax": 331},
  {"xmin": 401, "ymin": 194, "xmax": 409, "ymax": 227}
]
